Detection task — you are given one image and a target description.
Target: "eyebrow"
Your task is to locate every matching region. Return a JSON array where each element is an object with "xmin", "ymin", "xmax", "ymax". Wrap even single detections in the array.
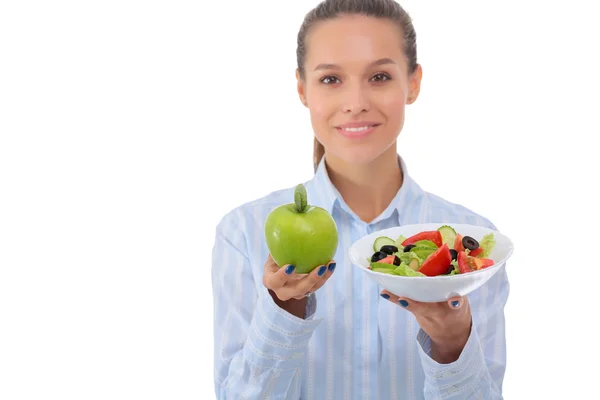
[{"xmin": 313, "ymin": 58, "xmax": 397, "ymax": 72}]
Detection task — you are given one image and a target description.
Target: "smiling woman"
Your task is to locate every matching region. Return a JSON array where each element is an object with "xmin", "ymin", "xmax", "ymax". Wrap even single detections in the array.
[
  {"xmin": 211, "ymin": 0, "xmax": 510, "ymax": 399},
  {"xmin": 297, "ymin": 13, "xmax": 421, "ymax": 175}
]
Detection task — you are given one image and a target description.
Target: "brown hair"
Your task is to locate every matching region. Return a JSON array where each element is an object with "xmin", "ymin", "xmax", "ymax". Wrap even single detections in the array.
[{"xmin": 295, "ymin": 0, "xmax": 418, "ymax": 172}]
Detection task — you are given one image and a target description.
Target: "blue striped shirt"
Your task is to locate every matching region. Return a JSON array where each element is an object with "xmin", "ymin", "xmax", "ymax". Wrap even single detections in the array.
[{"xmin": 211, "ymin": 155, "xmax": 509, "ymax": 399}]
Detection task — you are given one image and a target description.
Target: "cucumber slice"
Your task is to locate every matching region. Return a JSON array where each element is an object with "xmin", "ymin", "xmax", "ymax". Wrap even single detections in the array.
[
  {"xmin": 408, "ymin": 258, "xmax": 420, "ymax": 271},
  {"xmin": 438, "ymin": 225, "xmax": 457, "ymax": 249},
  {"xmin": 373, "ymin": 236, "xmax": 396, "ymax": 252}
]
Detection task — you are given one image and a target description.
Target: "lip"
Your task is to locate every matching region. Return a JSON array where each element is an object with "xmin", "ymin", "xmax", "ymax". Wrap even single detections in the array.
[{"xmin": 335, "ymin": 121, "xmax": 381, "ymax": 139}]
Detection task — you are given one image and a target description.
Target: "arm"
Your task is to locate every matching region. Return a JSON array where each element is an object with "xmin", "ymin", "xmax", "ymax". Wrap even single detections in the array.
[
  {"xmin": 211, "ymin": 213, "xmax": 322, "ymax": 400},
  {"xmin": 416, "ymin": 263, "xmax": 509, "ymax": 399}
]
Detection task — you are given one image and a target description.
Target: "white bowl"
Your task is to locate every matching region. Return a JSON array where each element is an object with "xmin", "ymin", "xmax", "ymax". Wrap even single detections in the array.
[{"xmin": 348, "ymin": 223, "xmax": 514, "ymax": 302}]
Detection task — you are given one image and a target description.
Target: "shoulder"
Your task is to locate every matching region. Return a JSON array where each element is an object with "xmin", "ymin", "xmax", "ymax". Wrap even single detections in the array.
[
  {"xmin": 214, "ymin": 184, "xmax": 297, "ymax": 236},
  {"xmin": 422, "ymin": 190, "xmax": 497, "ymax": 230},
  {"xmin": 213, "ymin": 184, "xmax": 302, "ymax": 265}
]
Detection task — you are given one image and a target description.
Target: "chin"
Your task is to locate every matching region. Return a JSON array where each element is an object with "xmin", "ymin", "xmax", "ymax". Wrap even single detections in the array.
[{"xmin": 326, "ymin": 142, "xmax": 393, "ymax": 166}]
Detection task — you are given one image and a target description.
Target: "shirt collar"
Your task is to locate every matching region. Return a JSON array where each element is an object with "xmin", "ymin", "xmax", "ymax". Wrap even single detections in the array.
[{"xmin": 307, "ymin": 154, "xmax": 420, "ymax": 224}]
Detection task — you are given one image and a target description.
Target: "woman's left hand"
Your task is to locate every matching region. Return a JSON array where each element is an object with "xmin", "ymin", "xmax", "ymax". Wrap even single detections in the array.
[{"xmin": 380, "ymin": 290, "xmax": 472, "ymax": 364}]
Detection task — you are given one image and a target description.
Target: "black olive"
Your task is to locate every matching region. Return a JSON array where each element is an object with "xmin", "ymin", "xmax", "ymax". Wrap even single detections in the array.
[
  {"xmin": 403, "ymin": 244, "xmax": 416, "ymax": 252},
  {"xmin": 449, "ymin": 249, "xmax": 458, "ymax": 261},
  {"xmin": 380, "ymin": 245, "xmax": 399, "ymax": 255},
  {"xmin": 393, "ymin": 255, "xmax": 401, "ymax": 266},
  {"xmin": 444, "ymin": 265, "xmax": 455, "ymax": 275},
  {"xmin": 371, "ymin": 251, "xmax": 388, "ymax": 262},
  {"xmin": 462, "ymin": 236, "xmax": 479, "ymax": 250}
]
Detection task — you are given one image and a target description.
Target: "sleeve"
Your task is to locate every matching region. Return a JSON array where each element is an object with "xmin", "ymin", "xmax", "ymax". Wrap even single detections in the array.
[
  {"xmin": 415, "ymin": 218, "xmax": 509, "ymax": 399},
  {"xmin": 211, "ymin": 211, "xmax": 322, "ymax": 400}
]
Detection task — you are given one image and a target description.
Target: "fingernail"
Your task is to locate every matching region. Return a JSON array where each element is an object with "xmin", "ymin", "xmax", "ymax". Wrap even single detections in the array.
[
  {"xmin": 380, "ymin": 293, "xmax": 390, "ymax": 300},
  {"xmin": 399, "ymin": 299, "xmax": 409, "ymax": 308},
  {"xmin": 318, "ymin": 265, "xmax": 327, "ymax": 276},
  {"xmin": 451, "ymin": 300, "xmax": 460, "ymax": 308},
  {"xmin": 285, "ymin": 265, "xmax": 295, "ymax": 275},
  {"xmin": 328, "ymin": 262, "xmax": 336, "ymax": 272}
]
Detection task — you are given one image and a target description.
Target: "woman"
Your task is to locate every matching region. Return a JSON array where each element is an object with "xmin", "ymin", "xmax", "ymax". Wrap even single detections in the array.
[{"xmin": 211, "ymin": 0, "xmax": 509, "ymax": 398}]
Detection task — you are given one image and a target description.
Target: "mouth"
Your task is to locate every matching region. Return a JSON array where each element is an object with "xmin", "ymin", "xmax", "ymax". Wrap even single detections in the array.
[{"xmin": 335, "ymin": 122, "xmax": 381, "ymax": 139}]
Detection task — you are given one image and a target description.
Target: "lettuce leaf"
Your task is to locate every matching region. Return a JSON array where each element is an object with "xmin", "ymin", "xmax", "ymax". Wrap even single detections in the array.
[
  {"xmin": 393, "ymin": 262, "xmax": 426, "ymax": 277},
  {"xmin": 394, "ymin": 235, "xmax": 407, "ymax": 250},
  {"xmin": 447, "ymin": 259, "xmax": 460, "ymax": 275},
  {"xmin": 370, "ymin": 261, "xmax": 397, "ymax": 270},
  {"xmin": 478, "ymin": 233, "xmax": 496, "ymax": 258},
  {"xmin": 398, "ymin": 251, "xmax": 422, "ymax": 266},
  {"xmin": 413, "ymin": 240, "xmax": 437, "ymax": 249}
]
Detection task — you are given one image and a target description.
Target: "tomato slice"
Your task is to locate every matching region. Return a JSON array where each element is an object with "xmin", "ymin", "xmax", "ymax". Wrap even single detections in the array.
[
  {"xmin": 468, "ymin": 247, "xmax": 483, "ymax": 257},
  {"xmin": 402, "ymin": 230, "xmax": 443, "ymax": 248},
  {"xmin": 378, "ymin": 255, "xmax": 396, "ymax": 265},
  {"xmin": 457, "ymin": 251, "xmax": 470, "ymax": 273},
  {"xmin": 418, "ymin": 243, "xmax": 452, "ymax": 276},
  {"xmin": 454, "ymin": 234, "xmax": 466, "ymax": 252},
  {"xmin": 474, "ymin": 257, "xmax": 494, "ymax": 269},
  {"xmin": 457, "ymin": 251, "xmax": 494, "ymax": 273}
]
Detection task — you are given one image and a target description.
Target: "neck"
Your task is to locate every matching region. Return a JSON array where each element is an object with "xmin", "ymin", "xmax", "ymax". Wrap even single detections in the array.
[{"xmin": 325, "ymin": 145, "xmax": 403, "ymax": 223}]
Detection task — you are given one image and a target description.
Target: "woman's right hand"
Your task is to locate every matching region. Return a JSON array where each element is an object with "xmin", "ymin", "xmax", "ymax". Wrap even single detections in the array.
[{"xmin": 263, "ymin": 254, "xmax": 336, "ymax": 301}]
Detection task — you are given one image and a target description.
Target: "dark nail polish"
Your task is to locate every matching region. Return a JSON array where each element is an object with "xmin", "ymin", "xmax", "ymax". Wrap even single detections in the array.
[
  {"xmin": 399, "ymin": 299, "xmax": 409, "ymax": 308},
  {"xmin": 380, "ymin": 293, "xmax": 390, "ymax": 300},
  {"xmin": 451, "ymin": 300, "xmax": 460, "ymax": 308},
  {"xmin": 318, "ymin": 265, "xmax": 327, "ymax": 276},
  {"xmin": 328, "ymin": 262, "xmax": 336, "ymax": 272},
  {"xmin": 285, "ymin": 265, "xmax": 295, "ymax": 275}
]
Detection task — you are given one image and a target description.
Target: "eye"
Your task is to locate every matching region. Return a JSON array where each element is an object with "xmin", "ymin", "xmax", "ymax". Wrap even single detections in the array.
[
  {"xmin": 320, "ymin": 75, "xmax": 341, "ymax": 84},
  {"xmin": 371, "ymin": 73, "xmax": 391, "ymax": 82}
]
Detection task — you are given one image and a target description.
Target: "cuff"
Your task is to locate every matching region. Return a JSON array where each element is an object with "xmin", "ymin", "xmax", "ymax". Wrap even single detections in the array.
[
  {"xmin": 243, "ymin": 288, "xmax": 322, "ymax": 371},
  {"xmin": 416, "ymin": 320, "xmax": 486, "ymax": 388},
  {"xmin": 305, "ymin": 293, "xmax": 317, "ymax": 320}
]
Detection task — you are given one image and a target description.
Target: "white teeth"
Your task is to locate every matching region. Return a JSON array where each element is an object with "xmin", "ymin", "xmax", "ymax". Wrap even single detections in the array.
[{"xmin": 342, "ymin": 126, "xmax": 372, "ymax": 132}]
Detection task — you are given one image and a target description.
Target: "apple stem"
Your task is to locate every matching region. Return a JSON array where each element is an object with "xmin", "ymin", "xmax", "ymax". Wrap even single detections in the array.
[{"xmin": 294, "ymin": 184, "xmax": 308, "ymax": 213}]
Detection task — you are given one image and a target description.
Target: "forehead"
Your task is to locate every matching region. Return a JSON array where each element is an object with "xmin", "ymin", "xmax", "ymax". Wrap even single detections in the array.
[{"xmin": 304, "ymin": 14, "xmax": 405, "ymax": 69}]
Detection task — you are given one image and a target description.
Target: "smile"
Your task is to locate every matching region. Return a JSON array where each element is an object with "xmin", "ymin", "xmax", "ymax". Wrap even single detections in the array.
[
  {"xmin": 340, "ymin": 125, "xmax": 374, "ymax": 132},
  {"xmin": 335, "ymin": 123, "xmax": 381, "ymax": 139}
]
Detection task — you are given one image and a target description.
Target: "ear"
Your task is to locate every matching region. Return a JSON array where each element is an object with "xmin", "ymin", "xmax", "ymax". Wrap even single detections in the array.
[
  {"xmin": 406, "ymin": 64, "xmax": 423, "ymax": 104},
  {"xmin": 296, "ymin": 69, "xmax": 308, "ymax": 107}
]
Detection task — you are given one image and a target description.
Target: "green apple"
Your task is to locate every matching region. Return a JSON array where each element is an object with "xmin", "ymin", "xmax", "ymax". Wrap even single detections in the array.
[{"xmin": 264, "ymin": 183, "xmax": 338, "ymax": 274}]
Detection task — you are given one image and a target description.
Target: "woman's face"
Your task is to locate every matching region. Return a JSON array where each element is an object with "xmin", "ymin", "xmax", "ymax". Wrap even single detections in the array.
[{"xmin": 297, "ymin": 14, "xmax": 422, "ymax": 166}]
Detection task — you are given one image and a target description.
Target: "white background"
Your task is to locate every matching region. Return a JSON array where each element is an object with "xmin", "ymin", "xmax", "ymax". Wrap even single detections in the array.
[{"xmin": 1, "ymin": 0, "xmax": 599, "ymax": 398}]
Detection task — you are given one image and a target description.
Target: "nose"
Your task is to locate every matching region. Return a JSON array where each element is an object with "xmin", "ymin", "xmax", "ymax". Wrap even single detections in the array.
[{"xmin": 342, "ymin": 82, "xmax": 370, "ymax": 114}]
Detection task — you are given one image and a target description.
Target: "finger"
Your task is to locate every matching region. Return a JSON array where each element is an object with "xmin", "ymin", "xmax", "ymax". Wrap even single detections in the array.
[
  {"xmin": 303, "ymin": 260, "xmax": 336, "ymax": 294},
  {"xmin": 263, "ymin": 255, "xmax": 296, "ymax": 290},
  {"xmin": 292, "ymin": 261, "xmax": 335, "ymax": 299},
  {"xmin": 288, "ymin": 272, "xmax": 308, "ymax": 282},
  {"xmin": 380, "ymin": 290, "xmax": 419, "ymax": 311},
  {"xmin": 380, "ymin": 289, "xmax": 399, "ymax": 303},
  {"xmin": 291, "ymin": 292, "xmax": 312, "ymax": 300},
  {"xmin": 446, "ymin": 296, "xmax": 466, "ymax": 310},
  {"xmin": 396, "ymin": 296, "xmax": 460, "ymax": 316},
  {"xmin": 279, "ymin": 262, "xmax": 330, "ymax": 300},
  {"xmin": 396, "ymin": 296, "xmax": 424, "ymax": 312}
]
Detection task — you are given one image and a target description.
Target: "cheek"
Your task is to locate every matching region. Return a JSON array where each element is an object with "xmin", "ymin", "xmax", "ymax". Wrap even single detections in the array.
[
  {"xmin": 307, "ymin": 97, "xmax": 337, "ymax": 130},
  {"xmin": 384, "ymin": 97, "xmax": 408, "ymax": 136},
  {"xmin": 378, "ymin": 91, "xmax": 406, "ymax": 118}
]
